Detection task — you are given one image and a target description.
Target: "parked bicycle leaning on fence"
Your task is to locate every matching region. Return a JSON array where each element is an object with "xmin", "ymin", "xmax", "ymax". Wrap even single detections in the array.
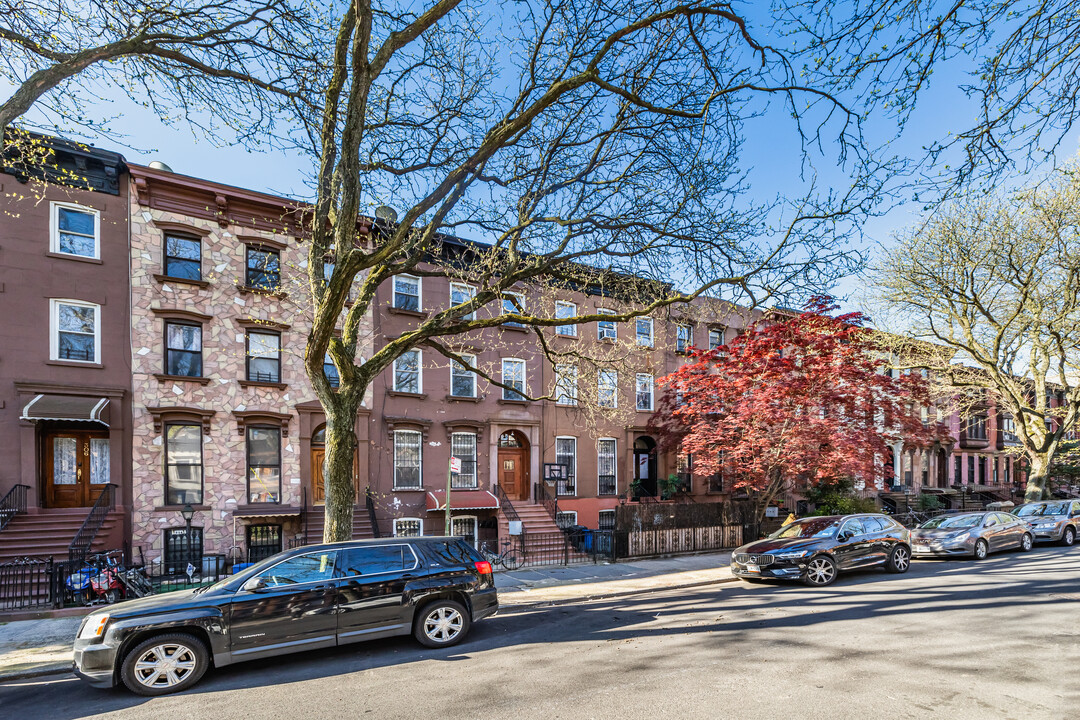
[{"xmin": 480, "ymin": 539, "xmax": 523, "ymax": 571}]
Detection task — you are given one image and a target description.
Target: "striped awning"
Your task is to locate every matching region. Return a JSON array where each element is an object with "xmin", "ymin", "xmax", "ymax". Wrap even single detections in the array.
[
  {"xmin": 20, "ymin": 394, "xmax": 110, "ymax": 425},
  {"xmin": 426, "ymin": 490, "xmax": 499, "ymax": 512}
]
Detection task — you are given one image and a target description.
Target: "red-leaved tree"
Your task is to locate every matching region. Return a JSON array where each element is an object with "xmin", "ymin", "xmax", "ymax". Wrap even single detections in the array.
[{"xmin": 653, "ymin": 298, "xmax": 948, "ymax": 520}]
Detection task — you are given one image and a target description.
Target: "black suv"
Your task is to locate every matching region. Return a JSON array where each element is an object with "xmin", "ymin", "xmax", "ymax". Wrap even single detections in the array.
[
  {"xmin": 730, "ymin": 514, "xmax": 912, "ymax": 587},
  {"xmin": 73, "ymin": 537, "xmax": 498, "ymax": 696}
]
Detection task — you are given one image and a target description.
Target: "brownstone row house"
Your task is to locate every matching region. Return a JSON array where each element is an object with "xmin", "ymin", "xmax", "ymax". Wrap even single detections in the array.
[{"xmin": 0, "ymin": 135, "xmax": 1048, "ymax": 568}]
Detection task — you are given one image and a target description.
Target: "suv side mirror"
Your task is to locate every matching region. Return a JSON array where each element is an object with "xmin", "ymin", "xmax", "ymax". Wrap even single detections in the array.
[
  {"xmin": 838, "ymin": 532, "xmax": 852, "ymax": 543},
  {"xmin": 241, "ymin": 576, "xmax": 269, "ymax": 593}
]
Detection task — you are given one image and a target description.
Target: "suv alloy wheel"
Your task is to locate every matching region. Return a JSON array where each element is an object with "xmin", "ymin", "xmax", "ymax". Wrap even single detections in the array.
[
  {"xmin": 414, "ymin": 599, "xmax": 471, "ymax": 648},
  {"xmin": 802, "ymin": 556, "xmax": 837, "ymax": 587},
  {"xmin": 120, "ymin": 633, "xmax": 209, "ymax": 697},
  {"xmin": 885, "ymin": 544, "xmax": 911, "ymax": 572}
]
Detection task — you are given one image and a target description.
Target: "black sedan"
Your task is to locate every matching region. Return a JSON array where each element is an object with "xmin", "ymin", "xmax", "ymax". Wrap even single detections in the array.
[{"xmin": 731, "ymin": 514, "xmax": 911, "ymax": 587}]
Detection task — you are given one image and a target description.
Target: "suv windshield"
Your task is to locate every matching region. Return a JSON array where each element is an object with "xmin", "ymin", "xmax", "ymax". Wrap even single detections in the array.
[
  {"xmin": 768, "ymin": 518, "xmax": 840, "ymax": 539},
  {"xmin": 1016, "ymin": 502, "xmax": 1069, "ymax": 517},
  {"xmin": 920, "ymin": 514, "xmax": 981, "ymax": 530}
]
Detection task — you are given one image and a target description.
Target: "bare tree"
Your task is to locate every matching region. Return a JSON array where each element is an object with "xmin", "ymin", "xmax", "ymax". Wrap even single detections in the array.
[
  {"xmin": 872, "ymin": 163, "xmax": 1080, "ymax": 501},
  {"xmin": 300, "ymin": 0, "xmax": 887, "ymax": 542},
  {"xmin": 777, "ymin": 0, "xmax": 1080, "ymax": 188},
  {"xmin": 0, "ymin": 0, "xmax": 320, "ymax": 144}
]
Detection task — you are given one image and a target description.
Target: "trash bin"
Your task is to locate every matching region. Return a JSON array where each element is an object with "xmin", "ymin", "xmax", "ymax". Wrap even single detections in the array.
[
  {"xmin": 567, "ymin": 525, "xmax": 590, "ymax": 551},
  {"xmin": 232, "ymin": 562, "xmax": 254, "ymax": 574}
]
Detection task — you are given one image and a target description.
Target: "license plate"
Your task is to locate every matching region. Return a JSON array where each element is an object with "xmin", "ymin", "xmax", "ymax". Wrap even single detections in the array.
[
  {"xmin": 745, "ymin": 564, "xmax": 759, "ymax": 573},
  {"xmin": 914, "ymin": 544, "xmax": 927, "ymax": 551}
]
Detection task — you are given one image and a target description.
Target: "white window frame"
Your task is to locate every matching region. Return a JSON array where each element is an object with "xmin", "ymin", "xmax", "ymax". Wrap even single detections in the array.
[
  {"xmin": 636, "ymin": 317, "xmax": 654, "ymax": 347},
  {"xmin": 450, "ymin": 353, "xmax": 477, "ymax": 398},
  {"xmin": 708, "ymin": 327, "xmax": 725, "ymax": 350},
  {"xmin": 598, "ymin": 509, "xmax": 616, "ymax": 531},
  {"xmin": 555, "ymin": 510, "xmax": 578, "ymax": 529},
  {"xmin": 556, "ymin": 301, "xmax": 577, "ymax": 336},
  {"xmin": 502, "ymin": 358, "xmax": 526, "ymax": 400},
  {"xmin": 598, "ymin": 369, "xmax": 618, "ymax": 409},
  {"xmin": 393, "ymin": 349, "xmax": 423, "ymax": 394},
  {"xmin": 50, "ymin": 298, "xmax": 101, "ymax": 363},
  {"xmin": 50, "ymin": 202, "xmax": 100, "ymax": 259},
  {"xmin": 555, "ymin": 436, "xmax": 577, "ymax": 495},
  {"xmin": 450, "ymin": 432, "xmax": 478, "ymax": 488},
  {"xmin": 502, "ymin": 291, "xmax": 526, "ymax": 327},
  {"xmin": 598, "ymin": 438, "xmax": 617, "ymax": 495},
  {"xmin": 635, "ymin": 373, "xmax": 654, "ymax": 411},
  {"xmin": 597, "ymin": 308, "xmax": 617, "ymax": 341},
  {"xmin": 393, "ymin": 430, "xmax": 423, "ymax": 489},
  {"xmin": 393, "ymin": 517, "xmax": 423, "ymax": 537},
  {"xmin": 676, "ymin": 324, "xmax": 693, "ymax": 353},
  {"xmin": 451, "ymin": 514, "xmax": 478, "ymax": 547},
  {"xmin": 393, "ymin": 274, "xmax": 422, "ymax": 311},
  {"xmin": 449, "ymin": 282, "xmax": 476, "ymax": 320},
  {"xmin": 555, "ymin": 364, "xmax": 578, "ymax": 406}
]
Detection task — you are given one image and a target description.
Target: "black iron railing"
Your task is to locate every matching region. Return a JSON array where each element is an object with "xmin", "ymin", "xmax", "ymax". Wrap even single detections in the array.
[
  {"xmin": 598, "ymin": 475, "xmax": 617, "ymax": 496},
  {"xmin": 68, "ymin": 483, "xmax": 117, "ymax": 563},
  {"xmin": 492, "ymin": 484, "xmax": 520, "ymax": 524},
  {"xmin": 534, "ymin": 481, "xmax": 559, "ymax": 523},
  {"xmin": 0, "ymin": 484, "xmax": 29, "ymax": 532},
  {"xmin": 555, "ymin": 477, "xmax": 576, "ymax": 496},
  {"xmin": 366, "ymin": 487, "xmax": 382, "ymax": 538},
  {"xmin": 0, "ymin": 556, "xmax": 54, "ymax": 611}
]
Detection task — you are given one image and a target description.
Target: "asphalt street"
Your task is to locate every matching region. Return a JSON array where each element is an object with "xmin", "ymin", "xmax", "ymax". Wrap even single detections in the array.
[{"xmin": 2, "ymin": 545, "xmax": 1078, "ymax": 720}]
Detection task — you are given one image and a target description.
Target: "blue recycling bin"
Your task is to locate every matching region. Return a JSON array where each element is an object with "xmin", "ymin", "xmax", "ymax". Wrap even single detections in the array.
[{"xmin": 232, "ymin": 562, "xmax": 254, "ymax": 574}]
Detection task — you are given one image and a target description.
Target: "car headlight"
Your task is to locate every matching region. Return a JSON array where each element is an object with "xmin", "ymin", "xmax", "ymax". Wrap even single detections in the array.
[
  {"xmin": 948, "ymin": 532, "xmax": 971, "ymax": 542},
  {"xmin": 78, "ymin": 613, "xmax": 110, "ymax": 640},
  {"xmin": 775, "ymin": 550, "xmax": 812, "ymax": 559}
]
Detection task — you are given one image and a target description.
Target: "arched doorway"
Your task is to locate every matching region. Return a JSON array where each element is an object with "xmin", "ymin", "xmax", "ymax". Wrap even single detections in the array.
[
  {"xmin": 311, "ymin": 425, "xmax": 326, "ymax": 504},
  {"xmin": 498, "ymin": 430, "xmax": 530, "ymax": 502},
  {"xmin": 633, "ymin": 436, "xmax": 657, "ymax": 498}
]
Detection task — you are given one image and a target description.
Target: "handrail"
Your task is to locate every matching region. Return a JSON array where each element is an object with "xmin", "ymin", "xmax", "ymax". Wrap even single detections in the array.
[
  {"xmin": 299, "ymin": 487, "xmax": 307, "ymax": 545},
  {"xmin": 534, "ymin": 480, "xmax": 559, "ymax": 523},
  {"xmin": 68, "ymin": 483, "xmax": 117, "ymax": 563},
  {"xmin": 0, "ymin": 484, "xmax": 30, "ymax": 533},
  {"xmin": 492, "ymin": 484, "xmax": 520, "ymax": 523},
  {"xmin": 365, "ymin": 487, "xmax": 382, "ymax": 538}
]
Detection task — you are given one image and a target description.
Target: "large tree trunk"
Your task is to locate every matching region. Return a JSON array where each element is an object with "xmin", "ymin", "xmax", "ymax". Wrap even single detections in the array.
[
  {"xmin": 1023, "ymin": 454, "xmax": 1051, "ymax": 503},
  {"xmin": 323, "ymin": 401, "xmax": 360, "ymax": 543}
]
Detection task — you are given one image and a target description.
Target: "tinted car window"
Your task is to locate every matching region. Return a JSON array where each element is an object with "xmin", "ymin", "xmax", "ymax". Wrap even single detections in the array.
[
  {"xmin": 997, "ymin": 513, "xmax": 1016, "ymax": 524},
  {"xmin": 768, "ymin": 518, "xmax": 840, "ymax": 539},
  {"xmin": 1016, "ymin": 502, "xmax": 1069, "ymax": 516},
  {"xmin": 983, "ymin": 515, "xmax": 998, "ymax": 527},
  {"xmin": 840, "ymin": 518, "xmax": 865, "ymax": 537},
  {"xmin": 424, "ymin": 540, "xmax": 476, "ymax": 566},
  {"xmin": 256, "ymin": 551, "xmax": 338, "ymax": 587},
  {"xmin": 339, "ymin": 545, "xmax": 412, "ymax": 576},
  {"xmin": 861, "ymin": 517, "xmax": 886, "ymax": 533},
  {"xmin": 1072, "ymin": 502, "xmax": 1080, "ymax": 515},
  {"xmin": 921, "ymin": 514, "xmax": 981, "ymax": 529}
]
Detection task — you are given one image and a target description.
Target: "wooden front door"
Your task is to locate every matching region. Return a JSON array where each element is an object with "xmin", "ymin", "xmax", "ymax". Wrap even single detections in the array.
[
  {"xmin": 312, "ymin": 448, "xmax": 326, "ymax": 504},
  {"xmin": 44, "ymin": 430, "xmax": 110, "ymax": 508},
  {"xmin": 499, "ymin": 448, "xmax": 529, "ymax": 502}
]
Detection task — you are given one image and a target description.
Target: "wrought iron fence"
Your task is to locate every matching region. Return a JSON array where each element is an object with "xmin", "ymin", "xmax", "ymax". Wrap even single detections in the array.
[
  {"xmin": 0, "ymin": 484, "xmax": 29, "ymax": 532},
  {"xmin": 0, "ymin": 557, "xmax": 54, "ymax": 611},
  {"xmin": 619, "ymin": 525, "xmax": 742, "ymax": 558},
  {"xmin": 69, "ymin": 483, "xmax": 117, "ymax": 563}
]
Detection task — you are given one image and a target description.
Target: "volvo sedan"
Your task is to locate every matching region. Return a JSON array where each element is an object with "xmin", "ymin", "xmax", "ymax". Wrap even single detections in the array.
[
  {"xmin": 730, "ymin": 514, "xmax": 911, "ymax": 587},
  {"xmin": 911, "ymin": 512, "xmax": 1034, "ymax": 559}
]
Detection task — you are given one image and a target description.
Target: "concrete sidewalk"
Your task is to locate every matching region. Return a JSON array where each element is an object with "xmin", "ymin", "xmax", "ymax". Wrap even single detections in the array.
[{"xmin": 0, "ymin": 551, "xmax": 734, "ymax": 683}]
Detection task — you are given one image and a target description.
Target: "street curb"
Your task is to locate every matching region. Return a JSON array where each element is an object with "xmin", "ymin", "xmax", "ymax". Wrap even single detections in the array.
[
  {"xmin": 0, "ymin": 663, "xmax": 70, "ymax": 684},
  {"xmin": 498, "ymin": 574, "xmax": 741, "ymax": 613}
]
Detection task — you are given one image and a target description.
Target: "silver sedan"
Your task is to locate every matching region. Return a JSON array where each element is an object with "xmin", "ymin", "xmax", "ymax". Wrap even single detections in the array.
[{"xmin": 911, "ymin": 512, "xmax": 1034, "ymax": 560}]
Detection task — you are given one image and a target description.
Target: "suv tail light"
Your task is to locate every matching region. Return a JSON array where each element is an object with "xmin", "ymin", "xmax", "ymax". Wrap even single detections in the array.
[{"xmin": 474, "ymin": 560, "xmax": 492, "ymax": 575}]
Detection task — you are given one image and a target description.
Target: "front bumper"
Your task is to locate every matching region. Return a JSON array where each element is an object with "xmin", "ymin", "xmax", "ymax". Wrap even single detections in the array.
[
  {"xmin": 72, "ymin": 639, "xmax": 119, "ymax": 688},
  {"xmin": 910, "ymin": 537, "xmax": 975, "ymax": 556},
  {"xmin": 730, "ymin": 559, "xmax": 805, "ymax": 581},
  {"xmin": 1029, "ymin": 525, "xmax": 1063, "ymax": 541}
]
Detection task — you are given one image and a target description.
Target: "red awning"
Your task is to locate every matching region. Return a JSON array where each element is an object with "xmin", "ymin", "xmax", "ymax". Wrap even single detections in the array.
[{"xmin": 425, "ymin": 490, "xmax": 499, "ymax": 512}]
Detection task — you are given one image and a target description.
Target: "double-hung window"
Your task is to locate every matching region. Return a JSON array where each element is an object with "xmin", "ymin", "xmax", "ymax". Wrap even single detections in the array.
[
  {"xmin": 246, "ymin": 426, "xmax": 281, "ymax": 503},
  {"xmin": 393, "ymin": 350, "xmax": 421, "ymax": 393},
  {"xmin": 502, "ymin": 292, "xmax": 525, "ymax": 327},
  {"xmin": 598, "ymin": 369, "xmax": 618, "ymax": 408},
  {"xmin": 393, "ymin": 275, "xmax": 421, "ymax": 311},
  {"xmin": 247, "ymin": 331, "xmax": 281, "ymax": 383},
  {"xmin": 635, "ymin": 373, "xmax": 654, "ymax": 411},
  {"xmin": 556, "ymin": 301, "xmax": 577, "ymax": 336},
  {"xmin": 165, "ymin": 322, "xmax": 202, "ymax": 377},
  {"xmin": 246, "ymin": 246, "xmax": 281, "ymax": 291},
  {"xmin": 450, "ymin": 282, "xmax": 476, "ymax": 320},
  {"xmin": 555, "ymin": 364, "xmax": 578, "ymax": 405},
  {"xmin": 164, "ymin": 234, "xmax": 201, "ymax": 280},
  {"xmin": 708, "ymin": 327, "xmax": 725, "ymax": 350},
  {"xmin": 597, "ymin": 308, "xmax": 617, "ymax": 341},
  {"xmin": 394, "ymin": 430, "xmax": 422, "ymax": 489},
  {"xmin": 51, "ymin": 203, "xmax": 99, "ymax": 259},
  {"xmin": 451, "ymin": 432, "xmax": 478, "ymax": 488},
  {"xmin": 676, "ymin": 324, "xmax": 693, "ymax": 353},
  {"xmin": 598, "ymin": 438, "xmax": 617, "ymax": 495},
  {"xmin": 636, "ymin": 317, "xmax": 654, "ymax": 347},
  {"xmin": 502, "ymin": 358, "xmax": 526, "ymax": 400},
  {"xmin": 165, "ymin": 423, "xmax": 203, "ymax": 505},
  {"xmin": 555, "ymin": 437, "xmax": 577, "ymax": 495},
  {"xmin": 450, "ymin": 354, "xmax": 476, "ymax": 398},
  {"xmin": 51, "ymin": 299, "xmax": 99, "ymax": 363}
]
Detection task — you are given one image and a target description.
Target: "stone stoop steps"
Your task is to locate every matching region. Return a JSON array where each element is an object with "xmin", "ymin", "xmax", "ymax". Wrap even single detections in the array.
[
  {"xmin": 0, "ymin": 509, "xmax": 124, "ymax": 564},
  {"xmin": 497, "ymin": 500, "xmax": 591, "ymax": 564},
  {"xmin": 301, "ymin": 506, "xmax": 376, "ymax": 546}
]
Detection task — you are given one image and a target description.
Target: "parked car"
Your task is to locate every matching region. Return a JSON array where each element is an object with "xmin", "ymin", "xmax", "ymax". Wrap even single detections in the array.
[
  {"xmin": 1013, "ymin": 500, "xmax": 1080, "ymax": 546},
  {"xmin": 73, "ymin": 537, "xmax": 498, "ymax": 696},
  {"xmin": 730, "ymin": 514, "xmax": 911, "ymax": 587},
  {"xmin": 911, "ymin": 512, "xmax": 1034, "ymax": 559}
]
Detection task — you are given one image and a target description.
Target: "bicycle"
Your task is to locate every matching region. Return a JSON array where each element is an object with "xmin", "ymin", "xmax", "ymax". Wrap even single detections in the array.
[{"xmin": 480, "ymin": 539, "xmax": 523, "ymax": 571}]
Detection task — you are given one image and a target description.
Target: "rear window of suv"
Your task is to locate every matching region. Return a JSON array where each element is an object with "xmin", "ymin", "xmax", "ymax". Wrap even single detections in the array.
[{"xmin": 423, "ymin": 540, "xmax": 480, "ymax": 566}]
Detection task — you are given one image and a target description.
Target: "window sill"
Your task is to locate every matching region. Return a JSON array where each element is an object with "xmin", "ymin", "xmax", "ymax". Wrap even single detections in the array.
[
  {"xmin": 554, "ymin": 333, "xmax": 578, "ymax": 340},
  {"xmin": 636, "ymin": 408, "xmax": 654, "ymax": 413},
  {"xmin": 155, "ymin": 373, "xmax": 212, "ymax": 385},
  {"xmin": 46, "ymin": 359, "xmax": 103, "ymax": 369},
  {"xmin": 497, "ymin": 398, "xmax": 530, "ymax": 406},
  {"xmin": 237, "ymin": 284, "xmax": 288, "ymax": 300},
  {"xmin": 387, "ymin": 390, "xmax": 427, "ymax": 399},
  {"xmin": 153, "ymin": 273, "xmax": 211, "ymax": 289},
  {"xmin": 392, "ymin": 487, "xmax": 425, "ymax": 492},
  {"xmin": 153, "ymin": 504, "xmax": 211, "ymax": 513},
  {"xmin": 501, "ymin": 324, "xmax": 529, "ymax": 332},
  {"xmin": 46, "ymin": 251, "xmax": 102, "ymax": 265},
  {"xmin": 387, "ymin": 306, "xmax": 427, "ymax": 318},
  {"xmin": 239, "ymin": 380, "xmax": 288, "ymax": 390},
  {"xmin": 446, "ymin": 394, "xmax": 482, "ymax": 403},
  {"xmin": 555, "ymin": 402, "xmax": 579, "ymax": 408}
]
